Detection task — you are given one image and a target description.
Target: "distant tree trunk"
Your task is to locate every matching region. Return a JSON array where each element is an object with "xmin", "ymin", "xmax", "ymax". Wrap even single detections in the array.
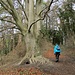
[
  {"xmin": 17, "ymin": 34, "xmax": 22, "ymax": 45},
  {"xmin": 46, "ymin": 16, "xmax": 48, "ymax": 34},
  {"xmin": 72, "ymin": 35, "xmax": 75, "ymax": 46}
]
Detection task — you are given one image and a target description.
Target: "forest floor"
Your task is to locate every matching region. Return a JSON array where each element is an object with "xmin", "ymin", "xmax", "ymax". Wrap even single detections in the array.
[{"xmin": 0, "ymin": 47, "xmax": 75, "ymax": 75}]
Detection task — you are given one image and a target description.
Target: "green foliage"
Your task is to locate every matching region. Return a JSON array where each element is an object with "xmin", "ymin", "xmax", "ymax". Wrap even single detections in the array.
[
  {"xmin": 2, "ymin": 36, "xmax": 12, "ymax": 55},
  {"xmin": 0, "ymin": 34, "xmax": 19, "ymax": 55},
  {"xmin": 52, "ymin": 30, "xmax": 63, "ymax": 45},
  {"xmin": 58, "ymin": 3, "xmax": 75, "ymax": 36},
  {"xmin": 40, "ymin": 26, "xmax": 51, "ymax": 40},
  {"xmin": 14, "ymin": 34, "xmax": 19, "ymax": 47},
  {"xmin": 40, "ymin": 25, "xmax": 63, "ymax": 45}
]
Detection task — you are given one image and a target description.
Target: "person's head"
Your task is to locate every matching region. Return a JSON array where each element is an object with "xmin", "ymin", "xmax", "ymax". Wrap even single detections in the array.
[
  {"xmin": 55, "ymin": 43, "xmax": 58, "ymax": 45},
  {"xmin": 55, "ymin": 43, "xmax": 59, "ymax": 46}
]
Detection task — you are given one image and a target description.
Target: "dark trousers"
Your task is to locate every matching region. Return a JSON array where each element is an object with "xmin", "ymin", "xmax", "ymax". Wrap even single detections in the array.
[{"xmin": 55, "ymin": 52, "xmax": 60, "ymax": 62}]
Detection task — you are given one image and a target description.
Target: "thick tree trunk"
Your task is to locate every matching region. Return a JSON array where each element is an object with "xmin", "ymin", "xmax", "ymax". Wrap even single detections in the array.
[
  {"xmin": 18, "ymin": 0, "xmax": 50, "ymax": 65},
  {"xmin": 18, "ymin": 0, "xmax": 35, "ymax": 65},
  {"xmin": 18, "ymin": 33, "xmax": 36, "ymax": 65},
  {"xmin": 18, "ymin": 33, "xmax": 51, "ymax": 65}
]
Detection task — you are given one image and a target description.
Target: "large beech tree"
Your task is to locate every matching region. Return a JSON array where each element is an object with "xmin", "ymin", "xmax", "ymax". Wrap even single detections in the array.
[{"xmin": 0, "ymin": 0, "xmax": 58, "ymax": 65}]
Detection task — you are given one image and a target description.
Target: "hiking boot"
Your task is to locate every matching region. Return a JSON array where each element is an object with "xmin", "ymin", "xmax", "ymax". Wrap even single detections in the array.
[{"xmin": 55, "ymin": 59, "xmax": 59, "ymax": 62}]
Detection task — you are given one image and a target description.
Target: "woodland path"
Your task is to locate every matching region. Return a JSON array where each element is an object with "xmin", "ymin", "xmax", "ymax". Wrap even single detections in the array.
[
  {"xmin": 0, "ymin": 48, "xmax": 75, "ymax": 75},
  {"xmin": 41, "ymin": 49, "xmax": 75, "ymax": 75}
]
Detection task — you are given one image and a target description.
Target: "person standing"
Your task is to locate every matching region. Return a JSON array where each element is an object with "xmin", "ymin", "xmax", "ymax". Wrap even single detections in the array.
[{"xmin": 54, "ymin": 44, "xmax": 61, "ymax": 62}]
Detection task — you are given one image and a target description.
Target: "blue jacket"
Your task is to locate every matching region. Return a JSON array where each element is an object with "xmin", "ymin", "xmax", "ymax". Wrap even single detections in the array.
[{"xmin": 54, "ymin": 44, "xmax": 61, "ymax": 54}]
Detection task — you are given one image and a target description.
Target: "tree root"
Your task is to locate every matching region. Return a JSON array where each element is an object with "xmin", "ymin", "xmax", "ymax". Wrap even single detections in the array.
[
  {"xmin": 30, "ymin": 55, "xmax": 53, "ymax": 65},
  {"xmin": 18, "ymin": 55, "xmax": 53, "ymax": 66}
]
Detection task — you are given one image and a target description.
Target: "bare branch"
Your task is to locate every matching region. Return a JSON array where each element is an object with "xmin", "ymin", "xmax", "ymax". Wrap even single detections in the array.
[
  {"xmin": 28, "ymin": 0, "xmax": 54, "ymax": 32},
  {"xmin": 39, "ymin": 0, "xmax": 59, "ymax": 16},
  {"xmin": 0, "ymin": 17, "xmax": 16, "ymax": 25},
  {"xmin": 0, "ymin": 26, "xmax": 16, "ymax": 32},
  {"xmin": 7, "ymin": 0, "xmax": 14, "ymax": 9},
  {"xmin": 39, "ymin": 6, "xmax": 48, "ymax": 16},
  {"xmin": 1, "ymin": 20, "xmax": 16, "ymax": 25},
  {"xmin": 0, "ymin": 0, "xmax": 12, "ymax": 14},
  {"xmin": 17, "ymin": 0, "xmax": 28, "ymax": 21},
  {"xmin": 28, "ymin": 18, "xmax": 44, "ymax": 33},
  {"xmin": 0, "ymin": 0, "xmax": 18, "ymax": 20},
  {"xmin": 0, "ymin": 16, "xmax": 11, "ymax": 20},
  {"xmin": 43, "ymin": 0, "xmax": 53, "ymax": 18}
]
